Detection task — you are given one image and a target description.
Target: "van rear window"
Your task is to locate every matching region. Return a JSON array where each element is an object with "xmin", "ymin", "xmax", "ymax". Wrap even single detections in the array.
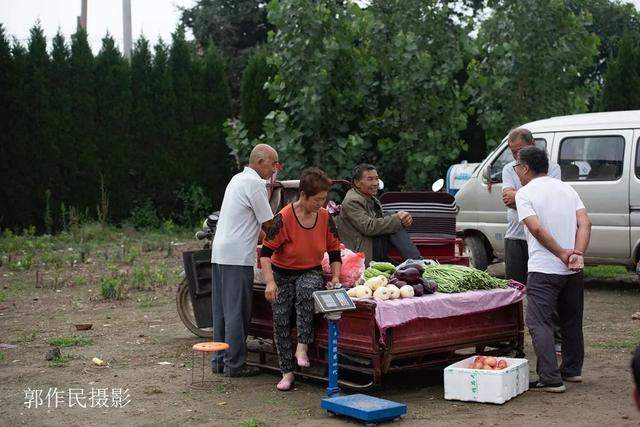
[{"xmin": 559, "ymin": 136, "xmax": 624, "ymax": 181}]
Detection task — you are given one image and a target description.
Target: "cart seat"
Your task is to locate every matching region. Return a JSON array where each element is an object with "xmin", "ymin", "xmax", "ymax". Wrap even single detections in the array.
[{"xmin": 379, "ymin": 192, "xmax": 457, "ymax": 239}]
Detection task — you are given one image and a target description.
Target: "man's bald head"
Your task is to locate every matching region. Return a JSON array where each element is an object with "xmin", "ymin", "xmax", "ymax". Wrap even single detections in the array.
[
  {"xmin": 249, "ymin": 144, "xmax": 277, "ymax": 164},
  {"xmin": 249, "ymin": 144, "xmax": 279, "ymax": 179}
]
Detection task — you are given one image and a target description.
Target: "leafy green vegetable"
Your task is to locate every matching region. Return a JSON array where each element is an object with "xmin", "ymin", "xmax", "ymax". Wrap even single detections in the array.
[
  {"xmin": 422, "ymin": 264, "xmax": 508, "ymax": 293},
  {"xmin": 369, "ymin": 262, "xmax": 396, "ymax": 273},
  {"xmin": 364, "ymin": 267, "xmax": 390, "ymax": 279}
]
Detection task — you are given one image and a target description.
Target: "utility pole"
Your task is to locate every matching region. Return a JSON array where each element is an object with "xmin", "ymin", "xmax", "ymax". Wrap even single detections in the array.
[
  {"xmin": 77, "ymin": 0, "xmax": 87, "ymax": 31},
  {"xmin": 123, "ymin": 0, "xmax": 132, "ymax": 60}
]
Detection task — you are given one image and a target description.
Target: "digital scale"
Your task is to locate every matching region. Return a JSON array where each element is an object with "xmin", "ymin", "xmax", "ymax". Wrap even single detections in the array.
[{"xmin": 313, "ymin": 289, "xmax": 407, "ymax": 425}]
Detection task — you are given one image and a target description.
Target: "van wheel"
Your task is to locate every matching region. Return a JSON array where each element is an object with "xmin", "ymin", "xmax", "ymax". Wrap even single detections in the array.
[{"xmin": 464, "ymin": 235, "xmax": 488, "ymax": 271}]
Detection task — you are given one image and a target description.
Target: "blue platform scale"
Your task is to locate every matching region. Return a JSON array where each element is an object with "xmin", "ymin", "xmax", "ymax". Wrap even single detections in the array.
[{"xmin": 313, "ymin": 289, "xmax": 407, "ymax": 424}]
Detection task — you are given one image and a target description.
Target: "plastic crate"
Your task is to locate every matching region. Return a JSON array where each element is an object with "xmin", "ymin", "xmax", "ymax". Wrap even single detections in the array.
[{"xmin": 444, "ymin": 356, "xmax": 529, "ymax": 404}]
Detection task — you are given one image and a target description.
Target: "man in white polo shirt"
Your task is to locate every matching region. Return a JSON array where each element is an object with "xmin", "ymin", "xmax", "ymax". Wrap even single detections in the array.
[
  {"xmin": 515, "ymin": 146, "xmax": 591, "ymax": 393},
  {"xmin": 211, "ymin": 144, "xmax": 279, "ymax": 377},
  {"xmin": 501, "ymin": 128, "xmax": 563, "ymax": 353}
]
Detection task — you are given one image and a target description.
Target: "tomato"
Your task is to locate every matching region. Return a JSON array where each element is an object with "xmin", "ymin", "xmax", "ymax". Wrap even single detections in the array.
[
  {"xmin": 485, "ymin": 357, "xmax": 497, "ymax": 367},
  {"xmin": 497, "ymin": 360, "xmax": 508, "ymax": 370}
]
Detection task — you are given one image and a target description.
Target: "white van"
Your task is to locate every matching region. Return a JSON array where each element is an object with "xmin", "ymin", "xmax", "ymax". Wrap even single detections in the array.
[{"xmin": 455, "ymin": 110, "xmax": 640, "ymax": 270}]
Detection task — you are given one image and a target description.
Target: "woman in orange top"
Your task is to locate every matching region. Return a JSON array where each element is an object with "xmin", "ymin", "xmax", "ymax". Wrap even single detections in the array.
[{"xmin": 260, "ymin": 167, "xmax": 342, "ymax": 391}]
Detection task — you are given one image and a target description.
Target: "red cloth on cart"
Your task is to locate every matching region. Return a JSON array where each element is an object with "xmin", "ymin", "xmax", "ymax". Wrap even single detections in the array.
[{"xmin": 373, "ymin": 287, "xmax": 525, "ymax": 338}]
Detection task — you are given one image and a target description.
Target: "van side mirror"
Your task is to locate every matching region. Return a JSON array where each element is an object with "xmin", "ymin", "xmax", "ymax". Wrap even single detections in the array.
[
  {"xmin": 482, "ymin": 166, "xmax": 491, "ymax": 183},
  {"xmin": 482, "ymin": 166, "xmax": 502, "ymax": 184}
]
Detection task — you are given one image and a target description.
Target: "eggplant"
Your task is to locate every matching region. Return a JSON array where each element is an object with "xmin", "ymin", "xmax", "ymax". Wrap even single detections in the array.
[
  {"xmin": 395, "ymin": 280, "xmax": 407, "ymax": 288},
  {"xmin": 398, "ymin": 262, "xmax": 425, "ymax": 275},
  {"xmin": 422, "ymin": 279, "xmax": 438, "ymax": 295},
  {"xmin": 395, "ymin": 267, "xmax": 421, "ymax": 284},
  {"xmin": 411, "ymin": 283, "xmax": 424, "ymax": 297}
]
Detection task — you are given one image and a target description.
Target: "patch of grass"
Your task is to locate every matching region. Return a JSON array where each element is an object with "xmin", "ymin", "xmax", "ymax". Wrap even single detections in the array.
[
  {"xmin": 137, "ymin": 295, "xmax": 157, "ymax": 309},
  {"xmin": 48, "ymin": 335, "xmax": 93, "ymax": 348},
  {"xmin": 129, "ymin": 265, "xmax": 178, "ymax": 291},
  {"xmin": 40, "ymin": 250, "xmax": 67, "ymax": 269},
  {"xmin": 130, "ymin": 265, "xmax": 154, "ymax": 291},
  {"xmin": 100, "ymin": 275, "xmax": 126, "ymax": 300},
  {"xmin": 18, "ymin": 331, "xmax": 37, "ymax": 344},
  {"xmin": 237, "ymin": 418, "xmax": 262, "ymax": 427},
  {"xmin": 7, "ymin": 253, "xmax": 33, "ymax": 271},
  {"xmin": 0, "ymin": 290, "xmax": 6, "ymax": 303},
  {"xmin": 49, "ymin": 354, "xmax": 71, "ymax": 367},
  {"xmin": 73, "ymin": 276, "xmax": 88, "ymax": 287},
  {"xmin": 584, "ymin": 264, "xmax": 632, "ymax": 280},
  {"xmin": 592, "ymin": 330, "xmax": 640, "ymax": 350},
  {"xmin": 0, "ymin": 351, "xmax": 5, "ymax": 363}
]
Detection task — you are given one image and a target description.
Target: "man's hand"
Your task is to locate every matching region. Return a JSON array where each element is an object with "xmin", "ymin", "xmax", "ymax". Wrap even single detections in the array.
[
  {"xmin": 558, "ymin": 248, "xmax": 574, "ymax": 266},
  {"xmin": 265, "ymin": 280, "xmax": 277, "ymax": 303},
  {"xmin": 397, "ymin": 211, "xmax": 413, "ymax": 228},
  {"xmin": 567, "ymin": 253, "xmax": 584, "ymax": 271},
  {"xmin": 502, "ymin": 188, "xmax": 516, "ymax": 209}
]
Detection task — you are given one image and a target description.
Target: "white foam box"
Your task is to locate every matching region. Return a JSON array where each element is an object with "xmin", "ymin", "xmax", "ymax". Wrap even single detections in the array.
[{"xmin": 444, "ymin": 356, "xmax": 529, "ymax": 404}]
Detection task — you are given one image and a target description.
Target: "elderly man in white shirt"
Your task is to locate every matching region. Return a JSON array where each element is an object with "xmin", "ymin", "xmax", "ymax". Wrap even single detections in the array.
[
  {"xmin": 211, "ymin": 144, "xmax": 279, "ymax": 377},
  {"xmin": 502, "ymin": 128, "xmax": 561, "ymax": 285},
  {"xmin": 515, "ymin": 145, "xmax": 591, "ymax": 393}
]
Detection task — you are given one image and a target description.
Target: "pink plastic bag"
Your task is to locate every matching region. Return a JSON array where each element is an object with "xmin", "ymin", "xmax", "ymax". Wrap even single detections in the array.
[{"xmin": 322, "ymin": 245, "xmax": 365, "ymax": 287}]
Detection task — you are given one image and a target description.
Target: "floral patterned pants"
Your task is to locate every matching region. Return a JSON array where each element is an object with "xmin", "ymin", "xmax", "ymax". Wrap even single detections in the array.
[{"xmin": 272, "ymin": 269, "xmax": 324, "ymax": 373}]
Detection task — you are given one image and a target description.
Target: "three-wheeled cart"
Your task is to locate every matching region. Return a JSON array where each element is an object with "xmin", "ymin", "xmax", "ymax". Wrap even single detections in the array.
[{"xmin": 178, "ymin": 183, "xmax": 524, "ymax": 388}]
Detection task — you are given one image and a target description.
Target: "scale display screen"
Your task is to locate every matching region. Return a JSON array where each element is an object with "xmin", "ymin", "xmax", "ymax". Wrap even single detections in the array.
[{"xmin": 313, "ymin": 289, "xmax": 356, "ymax": 313}]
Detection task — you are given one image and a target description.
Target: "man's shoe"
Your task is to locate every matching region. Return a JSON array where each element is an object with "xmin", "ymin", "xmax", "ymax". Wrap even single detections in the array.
[
  {"xmin": 227, "ymin": 365, "xmax": 261, "ymax": 377},
  {"xmin": 529, "ymin": 381, "xmax": 566, "ymax": 393},
  {"xmin": 562, "ymin": 375, "xmax": 582, "ymax": 383}
]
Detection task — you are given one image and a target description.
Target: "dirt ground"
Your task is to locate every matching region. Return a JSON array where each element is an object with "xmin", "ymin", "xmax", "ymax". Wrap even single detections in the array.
[{"xmin": 1, "ymin": 243, "xmax": 640, "ymax": 427}]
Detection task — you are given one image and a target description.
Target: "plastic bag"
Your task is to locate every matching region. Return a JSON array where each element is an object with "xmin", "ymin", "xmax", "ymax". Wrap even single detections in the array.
[
  {"xmin": 395, "ymin": 258, "xmax": 437, "ymax": 271},
  {"xmin": 322, "ymin": 245, "xmax": 366, "ymax": 287}
]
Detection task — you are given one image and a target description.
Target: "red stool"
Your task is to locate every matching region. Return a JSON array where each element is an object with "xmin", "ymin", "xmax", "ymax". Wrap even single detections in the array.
[{"xmin": 191, "ymin": 342, "xmax": 229, "ymax": 389}]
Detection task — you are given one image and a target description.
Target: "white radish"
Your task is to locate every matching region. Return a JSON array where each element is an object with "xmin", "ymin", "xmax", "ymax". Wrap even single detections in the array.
[{"xmin": 399, "ymin": 285, "xmax": 415, "ymax": 298}]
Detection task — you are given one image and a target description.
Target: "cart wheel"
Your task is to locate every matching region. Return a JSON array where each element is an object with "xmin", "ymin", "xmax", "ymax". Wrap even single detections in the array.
[{"xmin": 176, "ymin": 277, "xmax": 213, "ymax": 338}]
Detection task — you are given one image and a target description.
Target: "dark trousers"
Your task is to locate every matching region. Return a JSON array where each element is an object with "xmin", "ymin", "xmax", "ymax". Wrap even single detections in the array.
[
  {"xmin": 505, "ymin": 238, "xmax": 562, "ymax": 346},
  {"xmin": 373, "ymin": 228, "xmax": 421, "ymax": 262},
  {"xmin": 504, "ymin": 238, "xmax": 528, "ymax": 285},
  {"xmin": 526, "ymin": 272, "xmax": 584, "ymax": 384},
  {"xmin": 211, "ymin": 263, "xmax": 254, "ymax": 373},
  {"xmin": 272, "ymin": 269, "xmax": 324, "ymax": 373}
]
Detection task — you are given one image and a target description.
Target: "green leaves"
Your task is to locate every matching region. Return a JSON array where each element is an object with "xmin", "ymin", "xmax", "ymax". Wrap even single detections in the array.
[
  {"xmin": 467, "ymin": 0, "xmax": 600, "ymax": 147},
  {"xmin": 599, "ymin": 30, "xmax": 640, "ymax": 111},
  {"xmin": 225, "ymin": 0, "xmax": 468, "ymax": 189}
]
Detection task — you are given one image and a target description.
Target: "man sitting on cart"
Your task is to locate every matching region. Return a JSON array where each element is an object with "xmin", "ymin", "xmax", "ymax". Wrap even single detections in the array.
[
  {"xmin": 336, "ymin": 163, "xmax": 421, "ymax": 264},
  {"xmin": 260, "ymin": 167, "xmax": 342, "ymax": 391}
]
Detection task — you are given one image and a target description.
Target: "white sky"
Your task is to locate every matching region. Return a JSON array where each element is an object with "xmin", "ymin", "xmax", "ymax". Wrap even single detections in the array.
[
  {"xmin": 0, "ymin": 0, "xmax": 639, "ymax": 53},
  {"xmin": 0, "ymin": 0, "xmax": 196, "ymax": 53}
]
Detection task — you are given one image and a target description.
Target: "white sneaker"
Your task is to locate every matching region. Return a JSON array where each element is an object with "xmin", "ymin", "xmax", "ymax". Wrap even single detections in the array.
[{"xmin": 562, "ymin": 375, "xmax": 582, "ymax": 383}]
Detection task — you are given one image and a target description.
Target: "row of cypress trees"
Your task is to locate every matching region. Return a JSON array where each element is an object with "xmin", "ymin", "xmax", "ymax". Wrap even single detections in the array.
[{"xmin": 0, "ymin": 24, "xmax": 236, "ymax": 231}]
